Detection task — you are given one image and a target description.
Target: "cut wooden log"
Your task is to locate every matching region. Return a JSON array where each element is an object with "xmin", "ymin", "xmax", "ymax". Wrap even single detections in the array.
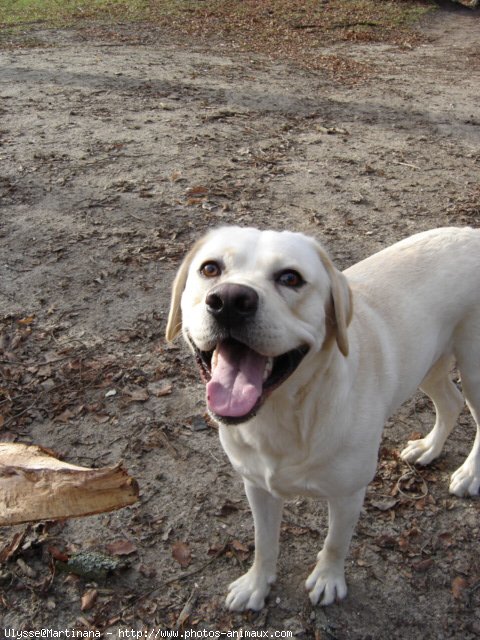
[{"xmin": 0, "ymin": 443, "xmax": 139, "ymax": 525}]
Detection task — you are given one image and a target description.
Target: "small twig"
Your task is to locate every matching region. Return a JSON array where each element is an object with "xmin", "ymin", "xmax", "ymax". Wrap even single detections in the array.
[
  {"xmin": 176, "ymin": 586, "xmax": 198, "ymax": 628},
  {"xmin": 156, "ymin": 428, "xmax": 182, "ymax": 460},
  {"xmin": 391, "ymin": 160, "xmax": 421, "ymax": 170},
  {"xmin": 125, "ymin": 211, "xmax": 144, "ymax": 222},
  {"xmin": 395, "ymin": 460, "xmax": 429, "ymax": 500},
  {"xmin": 3, "ymin": 397, "xmax": 45, "ymax": 429},
  {"xmin": 395, "ymin": 416, "xmax": 413, "ymax": 428}
]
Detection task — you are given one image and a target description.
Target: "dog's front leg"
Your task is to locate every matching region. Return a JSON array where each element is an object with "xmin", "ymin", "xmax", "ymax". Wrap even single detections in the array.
[
  {"xmin": 306, "ymin": 488, "xmax": 366, "ymax": 606},
  {"xmin": 226, "ymin": 480, "xmax": 284, "ymax": 611}
]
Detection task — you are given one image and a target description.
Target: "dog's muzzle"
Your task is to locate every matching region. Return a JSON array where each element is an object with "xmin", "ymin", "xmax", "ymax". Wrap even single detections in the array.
[
  {"xmin": 206, "ymin": 283, "xmax": 259, "ymax": 330},
  {"xmin": 187, "ymin": 283, "xmax": 309, "ymax": 424},
  {"xmin": 193, "ymin": 338, "xmax": 309, "ymax": 424}
]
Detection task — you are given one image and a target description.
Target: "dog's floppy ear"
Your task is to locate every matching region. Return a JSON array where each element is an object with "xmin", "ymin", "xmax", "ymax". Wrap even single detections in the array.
[
  {"xmin": 316, "ymin": 245, "xmax": 353, "ymax": 357},
  {"xmin": 165, "ymin": 237, "xmax": 206, "ymax": 342}
]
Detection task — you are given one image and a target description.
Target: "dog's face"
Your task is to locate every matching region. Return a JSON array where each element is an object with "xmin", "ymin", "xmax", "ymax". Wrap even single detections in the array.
[{"xmin": 166, "ymin": 227, "xmax": 351, "ymax": 424}]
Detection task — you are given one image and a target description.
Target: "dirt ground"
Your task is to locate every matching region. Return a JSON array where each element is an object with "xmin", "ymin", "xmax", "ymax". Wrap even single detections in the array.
[{"xmin": 1, "ymin": 3, "xmax": 480, "ymax": 638}]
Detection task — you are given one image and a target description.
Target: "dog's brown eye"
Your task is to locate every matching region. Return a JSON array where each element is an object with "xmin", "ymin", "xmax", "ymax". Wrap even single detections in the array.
[
  {"xmin": 200, "ymin": 261, "xmax": 221, "ymax": 278},
  {"xmin": 276, "ymin": 270, "xmax": 305, "ymax": 288}
]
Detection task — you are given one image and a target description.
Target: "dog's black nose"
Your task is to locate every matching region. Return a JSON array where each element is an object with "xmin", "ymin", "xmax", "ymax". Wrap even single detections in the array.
[{"xmin": 206, "ymin": 284, "xmax": 259, "ymax": 327}]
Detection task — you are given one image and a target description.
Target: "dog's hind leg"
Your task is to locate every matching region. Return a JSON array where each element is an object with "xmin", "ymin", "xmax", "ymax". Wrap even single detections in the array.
[
  {"xmin": 449, "ymin": 341, "xmax": 480, "ymax": 496},
  {"xmin": 400, "ymin": 355, "xmax": 464, "ymax": 466}
]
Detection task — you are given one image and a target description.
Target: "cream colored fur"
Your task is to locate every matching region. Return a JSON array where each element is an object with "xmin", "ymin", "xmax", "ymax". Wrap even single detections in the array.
[{"xmin": 166, "ymin": 226, "xmax": 480, "ymax": 611}]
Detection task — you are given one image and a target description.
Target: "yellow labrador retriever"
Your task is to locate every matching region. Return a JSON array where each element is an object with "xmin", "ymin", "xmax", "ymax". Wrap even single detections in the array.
[{"xmin": 166, "ymin": 226, "xmax": 480, "ymax": 611}]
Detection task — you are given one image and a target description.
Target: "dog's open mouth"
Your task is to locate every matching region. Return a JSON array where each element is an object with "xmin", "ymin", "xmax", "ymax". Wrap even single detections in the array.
[{"xmin": 194, "ymin": 338, "xmax": 309, "ymax": 424}]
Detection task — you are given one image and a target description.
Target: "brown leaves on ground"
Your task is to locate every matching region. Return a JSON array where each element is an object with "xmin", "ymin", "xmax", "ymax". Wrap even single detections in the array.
[
  {"xmin": 0, "ymin": 522, "xmax": 143, "ymax": 625},
  {"xmin": 172, "ymin": 541, "xmax": 192, "ymax": 569},
  {"xmin": 105, "ymin": 539, "xmax": 138, "ymax": 557},
  {"xmin": 144, "ymin": 0, "xmax": 432, "ymax": 83},
  {"xmin": 73, "ymin": 1, "xmax": 434, "ymax": 84},
  {"xmin": 208, "ymin": 539, "xmax": 252, "ymax": 564},
  {"xmin": 356, "ymin": 443, "xmax": 480, "ymax": 606},
  {"xmin": 0, "ymin": 313, "xmax": 171, "ymax": 436}
]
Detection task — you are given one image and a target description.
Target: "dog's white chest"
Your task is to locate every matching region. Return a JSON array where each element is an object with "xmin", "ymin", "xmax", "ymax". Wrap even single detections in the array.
[{"xmin": 219, "ymin": 422, "xmax": 342, "ymax": 499}]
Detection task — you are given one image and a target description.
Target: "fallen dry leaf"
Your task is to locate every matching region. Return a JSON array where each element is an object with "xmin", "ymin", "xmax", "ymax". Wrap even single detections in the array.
[
  {"xmin": 37, "ymin": 364, "xmax": 53, "ymax": 378},
  {"xmin": 438, "ymin": 532, "xmax": 454, "ymax": 549},
  {"xmin": 231, "ymin": 539, "xmax": 249, "ymax": 553},
  {"xmin": 48, "ymin": 546, "xmax": 69, "ymax": 563},
  {"xmin": 123, "ymin": 387, "xmax": 149, "ymax": 402},
  {"xmin": 92, "ymin": 414, "xmax": 111, "ymax": 424},
  {"xmin": 451, "ymin": 576, "xmax": 468, "ymax": 600},
  {"xmin": 230, "ymin": 539, "xmax": 250, "ymax": 560},
  {"xmin": 0, "ymin": 442, "xmax": 139, "ymax": 525},
  {"xmin": 186, "ymin": 185, "xmax": 209, "ymax": 196},
  {"xmin": 172, "ymin": 541, "xmax": 191, "ymax": 568},
  {"xmin": 81, "ymin": 588, "xmax": 98, "ymax": 612},
  {"xmin": 106, "ymin": 539, "xmax": 137, "ymax": 556},
  {"xmin": 412, "ymin": 558, "xmax": 434, "ymax": 573},
  {"xmin": 282, "ymin": 523, "xmax": 311, "ymax": 536},
  {"xmin": 370, "ymin": 498, "xmax": 399, "ymax": 511},
  {"xmin": 186, "ymin": 197, "xmax": 205, "ymax": 206},
  {"xmin": 155, "ymin": 384, "xmax": 173, "ymax": 397},
  {"xmin": 169, "ymin": 170, "xmax": 182, "ymax": 183},
  {"xmin": 408, "ymin": 431, "xmax": 423, "ymax": 441},
  {"xmin": 55, "ymin": 409, "xmax": 75, "ymax": 423},
  {"xmin": 0, "ymin": 527, "xmax": 29, "ymax": 562}
]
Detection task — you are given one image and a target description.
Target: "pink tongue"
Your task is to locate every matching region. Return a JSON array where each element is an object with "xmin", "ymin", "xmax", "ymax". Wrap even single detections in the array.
[{"xmin": 207, "ymin": 341, "xmax": 267, "ymax": 418}]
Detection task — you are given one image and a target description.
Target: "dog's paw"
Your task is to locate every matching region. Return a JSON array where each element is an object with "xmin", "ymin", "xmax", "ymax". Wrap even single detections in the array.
[
  {"xmin": 449, "ymin": 460, "xmax": 480, "ymax": 497},
  {"xmin": 305, "ymin": 555, "xmax": 347, "ymax": 606},
  {"xmin": 225, "ymin": 568, "xmax": 274, "ymax": 612},
  {"xmin": 400, "ymin": 437, "xmax": 442, "ymax": 466}
]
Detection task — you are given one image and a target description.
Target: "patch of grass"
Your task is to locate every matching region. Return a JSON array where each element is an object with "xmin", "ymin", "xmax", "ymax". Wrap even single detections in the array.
[{"xmin": 0, "ymin": 0, "xmax": 148, "ymax": 27}]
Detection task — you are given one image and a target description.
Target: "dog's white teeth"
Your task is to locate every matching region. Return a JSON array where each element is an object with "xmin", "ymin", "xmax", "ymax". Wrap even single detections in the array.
[
  {"xmin": 263, "ymin": 358, "xmax": 274, "ymax": 382},
  {"xmin": 212, "ymin": 348, "xmax": 219, "ymax": 370}
]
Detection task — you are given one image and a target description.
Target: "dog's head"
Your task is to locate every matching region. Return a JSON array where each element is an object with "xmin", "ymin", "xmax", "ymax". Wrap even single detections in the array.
[{"xmin": 166, "ymin": 226, "xmax": 352, "ymax": 424}]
